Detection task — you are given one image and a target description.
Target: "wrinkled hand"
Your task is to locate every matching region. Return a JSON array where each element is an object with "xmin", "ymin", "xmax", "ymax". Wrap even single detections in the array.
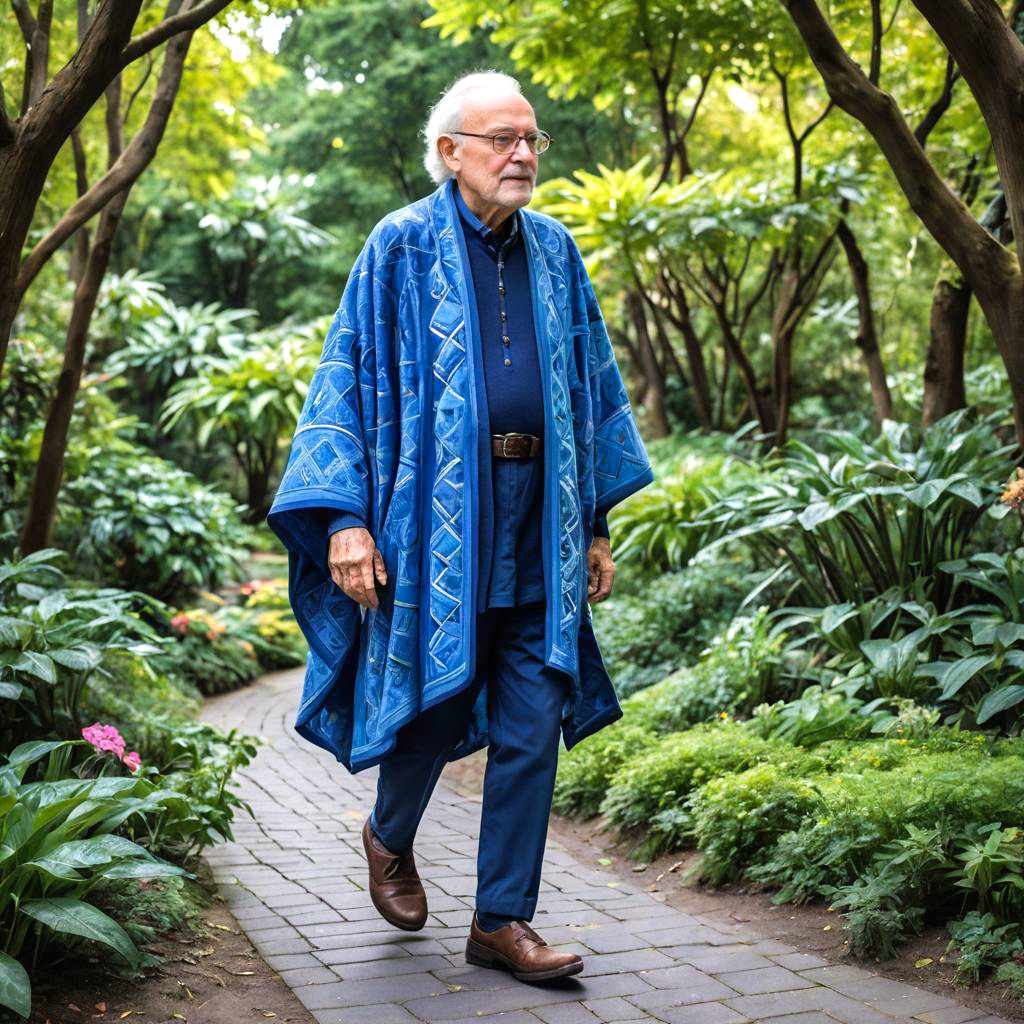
[
  {"xmin": 328, "ymin": 527, "xmax": 388, "ymax": 609},
  {"xmin": 586, "ymin": 536, "xmax": 615, "ymax": 603}
]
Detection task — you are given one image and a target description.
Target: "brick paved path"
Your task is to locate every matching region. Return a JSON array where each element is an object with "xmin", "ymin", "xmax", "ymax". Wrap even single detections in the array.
[{"xmin": 202, "ymin": 668, "xmax": 1014, "ymax": 1024}]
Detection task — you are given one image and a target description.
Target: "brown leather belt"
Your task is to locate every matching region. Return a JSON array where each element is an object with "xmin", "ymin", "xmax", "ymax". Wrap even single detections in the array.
[{"xmin": 491, "ymin": 432, "xmax": 541, "ymax": 458}]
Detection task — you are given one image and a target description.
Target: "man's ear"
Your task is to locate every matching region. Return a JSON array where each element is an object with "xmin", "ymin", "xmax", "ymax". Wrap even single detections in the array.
[{"xmin": 438, "ymin": 134, "xmax": 459, "ymax": 173}]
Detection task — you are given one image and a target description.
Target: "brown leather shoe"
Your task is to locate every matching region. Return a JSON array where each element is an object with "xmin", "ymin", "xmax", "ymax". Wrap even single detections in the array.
[
  {"xmin": 361, "ymin": 816, "xmax": 427, "ymax": 930},
  {"xmin": 465, "ymin": 912, "xmax": 584, "ymax": 982}
]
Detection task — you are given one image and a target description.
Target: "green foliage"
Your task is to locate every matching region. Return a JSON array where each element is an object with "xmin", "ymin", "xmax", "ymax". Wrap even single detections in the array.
[
  {"xmin": 0, "ymin": 741, "xmax": 189, "ymax": 1017},
  {"xmin": 128, "ymin": 723, "xmax": 260, "ymax": 862},
  {"xmin": 552, "ymin": 722, "xmax": 655, "ymax": 818},
  {"xmin": 600, "ymin": 723, "xmax": 803, "ymax": 853},
  {"xmin": 58, "ymin": 452, "xmax": 250, "ymax": 603},
  {"xmin": 0, "ymin": 550, "xmax": 166, "ymax": 743},
  {"xmin": 826, "ymin": 867, "xmax": 927, "ymax": 959},
  {"xmin": 101, "ymin": 291, "xmax": 257, "ymax": 422},
  {"xmin": 946, "ymin": 912, "xmax": 1024, "ymax": 987},
  {"xmin": 994, "ymin": 960, "xmax": 1024, "ymax": 1001},
  {"xmin": 691, "ymin": 764, "xmax": 824, "ymax": 884},
  {"xmin": 159, "ymin": 320, "xmax": 321, "ymax": 518},
  {"xmin": 747, "ymin": 681, "xmax": 877, "ymax": 746},
  {"xmin": 595, "ymin": 553, "xmax": 752, "ymax": 697},
  {"xmin": 609, "ymin": 451, "xmax": 741, "ymax": 572},
  {"xmin": 699, "ymin": 410, "xmax": 1014, "ymax": 613}
]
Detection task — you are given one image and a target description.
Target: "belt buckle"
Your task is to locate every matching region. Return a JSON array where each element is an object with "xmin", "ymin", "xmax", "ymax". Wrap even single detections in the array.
[{"xmin": 502, "ymin": 432, "xmax": 527, "ymax": 457}]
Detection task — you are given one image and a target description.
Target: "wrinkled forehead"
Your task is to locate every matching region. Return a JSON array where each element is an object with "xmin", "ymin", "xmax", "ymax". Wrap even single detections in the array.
[{"xmin": 458, "ymin": 88, "xmax": 537, "ymax": 132}]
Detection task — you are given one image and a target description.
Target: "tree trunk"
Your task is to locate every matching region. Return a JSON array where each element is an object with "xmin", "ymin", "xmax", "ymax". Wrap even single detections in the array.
[
  {"xmin": 836, "ymin": 218, "xmax": 893, "ymax": 422},
  {"xmin": 628, "ymin": 292, "xmax": 670, "ymax": 437},
  {"xmin": 922, "ymin": 266, "xmax": 970, "ymax": 426},
  {"xmin": 20, "ymin": 191, "xmax": 130, "ymax": 553}
]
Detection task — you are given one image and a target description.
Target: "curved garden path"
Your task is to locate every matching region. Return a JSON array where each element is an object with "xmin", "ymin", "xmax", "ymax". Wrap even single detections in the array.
[{"xmin": 201, "ymin": 668, "xmax": 1013, "ymax": 1024}]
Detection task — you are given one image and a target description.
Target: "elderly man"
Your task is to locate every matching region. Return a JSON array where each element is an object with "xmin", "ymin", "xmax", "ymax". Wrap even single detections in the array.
[{"xmin": 267, "ymin": 70, "xmax": 654, "ymax": 983}]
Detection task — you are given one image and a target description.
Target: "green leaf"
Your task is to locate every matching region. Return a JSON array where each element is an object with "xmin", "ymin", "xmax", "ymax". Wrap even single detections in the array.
[
  {"xmin": 0, "ymin": 682, "xmax": 23, "ymax": 700},
  {"xmin": 6, "ymin": 740, "xmax": 73, "ymax": 772},
  {"xmin": 976, "ymin": 685, "xmax": 1024, "ymax": 724},
  {"xmin": 27, "ymin": 835, "xmax": 159, "ymax": 881},
  {"xmin": 49, "ymin": 645, "xmax": 103, "ymax": 672},
  {"xmin": 12, "ymin": 651, "xmax": 56, "ymax": 683},
  {"xmin": 937, "ymin": 656, "xmax": 993, "ymax": 701},
  {"xmin": 36, "ymin": 592, "xmax": 68, "ymax": 621},
  {"xmin": 19, "ymin": 898, "xmax": 141, "ymax": 968},
  {"xmin": 0, "ymin": 952, "xmax": 30, "ymax": 1019}
]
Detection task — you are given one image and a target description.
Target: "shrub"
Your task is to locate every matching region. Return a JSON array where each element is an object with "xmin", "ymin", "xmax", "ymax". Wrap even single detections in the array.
[
  {"xmin": 0, "ymin": 740, "xmax": 189, "ymax": 1019},
  {"xmin": 826, "ymin": 866, "xmax": 927, "ymax": 959},
  {"xmin": 946, "ymin": 912, "xmax": 1024, "ymax": 987},
  {"xmin": 748, "ymin": 682, "xmax": 878, "ymax": 746},
  {"xmin": 691, "ymin": 763, "xmax": 824, "ymax": 884},
  {"xmin": 552, "ymin": 722, "xmax": 655, "ymax": 818},
  {"xmin": 0, "ymin": 550, "xmax": 168, "ymax": 744},
  {"xmin": 595, "ymin": 553, "xmax": 751, "ymax": 697},
  {"xmin": 58, "ymin": 451, "xmax": 250, "ymax": 603},
  {"xmin": 600, "ymin": 722, "xmax": 807, "ymax": 839},
  {"xmin": 617, "ymin": 607, "xmax": 789, "ymax": 722}
]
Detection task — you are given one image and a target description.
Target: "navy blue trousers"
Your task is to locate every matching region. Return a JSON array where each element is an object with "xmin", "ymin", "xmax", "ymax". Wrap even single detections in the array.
[{"xmin": 369, "ymin": 597, "xmax": 569, "ymax": 921}]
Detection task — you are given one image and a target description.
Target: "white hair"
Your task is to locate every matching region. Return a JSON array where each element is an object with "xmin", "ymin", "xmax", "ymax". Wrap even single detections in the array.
[{"xmin": 422, "ymin": 70, "xmax": 523, "ymax": 186}]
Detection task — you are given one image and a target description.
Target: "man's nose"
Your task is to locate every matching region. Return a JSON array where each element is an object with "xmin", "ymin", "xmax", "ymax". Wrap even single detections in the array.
[{"xmin": 510, "ymin": 136, "xmax": 536, "ymax": 161}]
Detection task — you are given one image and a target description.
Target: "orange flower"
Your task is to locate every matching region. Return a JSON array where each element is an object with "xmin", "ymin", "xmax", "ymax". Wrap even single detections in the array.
[{"xmin": 1000, "ymin": 468, "xmax": 1024, "ymax": 512}]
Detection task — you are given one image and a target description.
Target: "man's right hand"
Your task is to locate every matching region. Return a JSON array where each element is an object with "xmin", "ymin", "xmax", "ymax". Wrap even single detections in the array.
[{"xmin": 327, "ymin": 527, "xmax": 388, "ymax": 608}]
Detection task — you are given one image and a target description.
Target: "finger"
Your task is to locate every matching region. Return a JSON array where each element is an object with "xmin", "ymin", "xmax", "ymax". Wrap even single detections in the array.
[
  {"xmin": 361, "ymin": 558, "xmax": 379, "ymax": 608},
  {"xmin": 374, "ymin": 549, "xmax": 388, "ymax": 585}
]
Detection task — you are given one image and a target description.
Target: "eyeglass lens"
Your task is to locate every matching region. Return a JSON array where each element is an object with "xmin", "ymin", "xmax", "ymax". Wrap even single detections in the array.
[{"xmin": 493, "ymin": 132, "xmax": 550, "ymax": 154}]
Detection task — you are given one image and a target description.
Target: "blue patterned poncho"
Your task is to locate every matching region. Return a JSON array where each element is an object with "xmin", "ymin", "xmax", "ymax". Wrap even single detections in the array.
[{"xmin": 267, "ymin": 179, "xmax": 655, "ymax": 774}]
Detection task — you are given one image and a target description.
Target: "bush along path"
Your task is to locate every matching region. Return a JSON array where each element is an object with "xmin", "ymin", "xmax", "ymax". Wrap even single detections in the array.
[{"xmin": 199, "ymin": 667, "xmax": 1015, "ymax": 1024}]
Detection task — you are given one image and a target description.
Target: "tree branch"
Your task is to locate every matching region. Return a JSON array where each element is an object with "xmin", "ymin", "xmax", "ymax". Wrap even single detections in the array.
[
  {"xmin": 914, "ymin": 54, "xmax": 959, "ymax": 146},
  {"xmin": 16, "ymin": 23, "xmax": 193, "ymax": 301},
  {"xmin": 121, "ymin": 0, "xmax": 234, "ymax": 66},
  {"xmin": 0, "ymin": 82, "xmax": 15, "ymax": 147},
  {"xmin": 781, "ymin": 0, "xmax": 1016, "ymax": 299},
  {"xmin": 869, "ymin": 0, "xmax": 882, "ymax": 84},
  {"xmin": 909, "ymin": 0, "xmax": 1024, "ymax": 277}
]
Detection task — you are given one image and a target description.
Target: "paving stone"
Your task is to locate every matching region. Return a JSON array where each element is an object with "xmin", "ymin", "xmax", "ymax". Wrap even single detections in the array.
[
  {"xmin": 916, "ymin": 1010, "xmax": 992, "ymax": 1024},
  {"xmin": 275, "ymin": 965, "xmax": 340, "ymax": 987},
  {"xmin": 311, "ymin": 1003, "xmax": 421, "ymax": 1024},
  {"xmin": 712, "ymin": 965, "xmax": 817, "ymax": 995},
  {"xmin": 293, "ymin": 971, "xmax": 447, "ymax": 1009},
  {"xmin": 532, "ymin": 1001, "xmax": 602, "ymax": 1023},
  {"xmin": 201, "ymin": 668, "xmax": 995, "ymax": 1024},
  {"xmin": 638, "ymin": 1003, "xmax": 749, "ymax": 1024},
  {"xmin": 723, "ymin": 987, "xmax": 900, "ymax": 1023},
  {"xmin": 770, "ymin": 953, "xmax": 829, "ymax": 971},
  {"xmin": 665, "ymin": 947, "xmax": 775, "ymax": 974},
  {"xmin": 579, "ymin": 950, "xmax": 677, "ymax": 975},
  {"xmin": 582, "ymin": 996, "xmax": 647, "ymax": 1021}
]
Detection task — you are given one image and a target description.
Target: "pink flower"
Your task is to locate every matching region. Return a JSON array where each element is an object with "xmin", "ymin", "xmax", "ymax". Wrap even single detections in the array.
[
  {"xmin": 121, "ymin": 751, "xmax": 142, "ymax": 772},
  {"xmin": 170, "ymin": 613, "xmax": 191, "ymax": 636},
  {"xmin": 82, "ymin": 722, "xmax": 126, "ymax": 758}
]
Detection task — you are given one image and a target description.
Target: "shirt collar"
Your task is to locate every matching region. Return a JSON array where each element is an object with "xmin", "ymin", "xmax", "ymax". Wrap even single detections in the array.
[{"xmin": 451, "ymin": 178, "xmax": 518, "ymax": 248}]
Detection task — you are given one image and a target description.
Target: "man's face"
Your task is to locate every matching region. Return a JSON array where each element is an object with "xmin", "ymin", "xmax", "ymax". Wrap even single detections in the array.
[{"xmin": 439, "ymin": 89, "xmax": 539, "ymax": 217}]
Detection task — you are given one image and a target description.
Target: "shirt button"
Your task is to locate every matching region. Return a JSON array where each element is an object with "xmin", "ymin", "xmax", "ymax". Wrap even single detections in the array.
[
  {"xmin": 502, "ymin": 335, "xmax": 510, "ymax": 344},
  {"xmin": 504, "ymin": 357, "xmax": 511, "ymax": 366},
  {"xmin": 500, "ymin": 311, "xmax": 507, "ymax": 319},
  {"xmin": 499, "ymin": 286, "xmax": 506, "ymax": 295}
]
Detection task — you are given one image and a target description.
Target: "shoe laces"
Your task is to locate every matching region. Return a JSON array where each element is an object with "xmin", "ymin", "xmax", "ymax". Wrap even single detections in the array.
[{"xmin": 512, "ymin": 921, "xmax": 546, "ymax": 946}]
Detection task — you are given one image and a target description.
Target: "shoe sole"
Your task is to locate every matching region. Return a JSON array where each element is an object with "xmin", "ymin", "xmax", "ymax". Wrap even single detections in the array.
[
  {"xmin": 465, "ymin": 937, "xmax": 584, "ymax": 982},
  {"xmin": 361, "ymin": 820, "xmax": 428, "ymax": 931}
]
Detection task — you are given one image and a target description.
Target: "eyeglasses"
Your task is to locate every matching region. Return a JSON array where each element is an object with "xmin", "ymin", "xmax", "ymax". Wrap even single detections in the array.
[{"xmin": 449, "ymin": 130, "xmax": 552, "ymax": 155}]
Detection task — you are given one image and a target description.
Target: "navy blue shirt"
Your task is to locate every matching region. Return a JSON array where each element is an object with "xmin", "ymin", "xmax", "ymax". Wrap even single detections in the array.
[{"xmin": 326, "ymin": 179, "xmax": 608, "ymax": 587}]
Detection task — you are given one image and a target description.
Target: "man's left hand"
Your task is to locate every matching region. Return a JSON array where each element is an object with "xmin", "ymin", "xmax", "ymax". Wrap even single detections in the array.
[{"xmin": 587, "ymin": 536, "xmax": 615, "ymax": 603}]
